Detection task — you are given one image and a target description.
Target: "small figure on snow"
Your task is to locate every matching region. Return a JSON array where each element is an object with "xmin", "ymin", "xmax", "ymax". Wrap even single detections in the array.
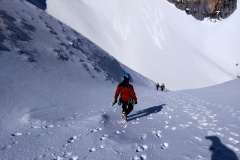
[
  {"xmin": 160, "ymin": 83, "xmax": 165, "ymax": 91},
  {"xmin": 112, "ymin": 73, "xmax": 137, "ymax": 121},
  {"xmin": 156, "ymin": 83, "xmax": 160, "ymax": 90}
]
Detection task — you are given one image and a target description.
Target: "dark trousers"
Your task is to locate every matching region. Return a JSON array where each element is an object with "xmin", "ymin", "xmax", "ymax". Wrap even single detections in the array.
[{"xmin": 122, "ymin": 102, "xmax": 134, "ymax": 115}]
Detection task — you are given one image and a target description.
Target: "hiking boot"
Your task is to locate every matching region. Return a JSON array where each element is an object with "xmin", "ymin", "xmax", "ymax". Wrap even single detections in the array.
[{"xmin": 122, "ymin": 112, "xmax": 127, "ymax": 121}]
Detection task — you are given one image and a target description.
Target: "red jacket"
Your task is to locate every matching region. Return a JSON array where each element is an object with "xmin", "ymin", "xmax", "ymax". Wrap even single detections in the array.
[{"xmin": 114, "ymin": 83, "xmax": 137, "ymax": 102}]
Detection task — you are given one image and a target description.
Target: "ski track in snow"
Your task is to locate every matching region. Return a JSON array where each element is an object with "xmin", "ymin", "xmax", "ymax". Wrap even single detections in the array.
[{"xmin": 1, "ymin": 91, "xmax": 239, "ymax": 159}]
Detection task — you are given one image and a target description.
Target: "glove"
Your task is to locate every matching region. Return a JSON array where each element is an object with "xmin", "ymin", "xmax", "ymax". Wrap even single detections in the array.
[
  {"xmin": 134, "ymin": 101, "xmax": 137, "ymax": 104},
  {"xmin": 112, "ymin": 99, "xmax": 117, "ymax": 106}
]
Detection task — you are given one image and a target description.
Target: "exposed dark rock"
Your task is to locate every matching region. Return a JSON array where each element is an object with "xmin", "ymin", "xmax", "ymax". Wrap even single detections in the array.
[
  {"xmin": 26, "ymin": 0, "xmax": 47, "ymax": 10},
  {"xmin": 167, "ymin": 0, "xmax": 237, "ymax": 20}
]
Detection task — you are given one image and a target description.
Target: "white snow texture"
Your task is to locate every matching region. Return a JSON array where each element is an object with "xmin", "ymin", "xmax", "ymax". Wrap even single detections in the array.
[{"xmin": 0, "ymin": 1, "xmax": 239, "ymax": 160}]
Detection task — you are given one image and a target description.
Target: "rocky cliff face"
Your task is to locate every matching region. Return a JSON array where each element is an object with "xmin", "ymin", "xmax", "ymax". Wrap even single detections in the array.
[
  {"xmin": 26, "ymin": 0, "xmax": 47, "ymax": 10},
  {"xmin": 167, "ymin": 0, "xmax": 237, "ymax": 20}
]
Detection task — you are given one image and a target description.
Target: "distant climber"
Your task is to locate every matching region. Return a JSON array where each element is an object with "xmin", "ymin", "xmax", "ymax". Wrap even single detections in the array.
[
  {"xmin": 112, "ymin": 73, "xmax": 137, "ymax": 121},
  {"xmin": 160, "ymin": 83, "xmax": 165, "ymax": 91},
  {"xmin": 156, "ymin": 83, "xmax": 160, "ymax": 90}
]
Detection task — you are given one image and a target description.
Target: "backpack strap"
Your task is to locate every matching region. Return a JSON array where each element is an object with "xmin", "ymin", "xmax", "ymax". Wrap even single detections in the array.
[
  {"xmin": 118, "ymin": 84, "xmax": 128, "ymax": 105},
  {"xmin": 119, "ymin": 84, "xmax": 127, "ymax": 97}
]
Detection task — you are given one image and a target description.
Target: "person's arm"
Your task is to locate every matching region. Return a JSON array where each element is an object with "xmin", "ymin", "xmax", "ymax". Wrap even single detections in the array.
[
  {"xmin": 130, "ymin": 86, "xmax": 137, "ymax": 102},
  {"xmin": 114, "ymin": 86, "xmax": 122, "ymax": 100},
  {"xmin": 112, "ymin": 86, "xmax": 121, "ymax": 106}
]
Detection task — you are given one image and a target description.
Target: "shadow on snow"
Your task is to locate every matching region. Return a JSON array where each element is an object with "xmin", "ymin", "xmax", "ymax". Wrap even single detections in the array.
[
  {"xmin": 206, "ymin": 136, "xmax": 238, "ymax": 160},
  {"xmin": 127, "ymin": 104, "xmax": 166, "ymax": 121}
]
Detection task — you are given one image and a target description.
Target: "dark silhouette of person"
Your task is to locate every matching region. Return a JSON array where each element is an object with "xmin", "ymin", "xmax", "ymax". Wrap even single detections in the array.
[
  {"xmin": 160, "ymin": 83, "xmax": 165, "ymax": 91},
  {"xmin": 156, "ymin": 83, "xmax": 160, "ymax": 90},
  {"xmin": 206, "ymin": 136, "xmax": 238, "ymax": 160}
]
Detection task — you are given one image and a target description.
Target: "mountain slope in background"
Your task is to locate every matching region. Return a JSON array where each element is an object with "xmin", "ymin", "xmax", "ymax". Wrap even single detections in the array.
[
  {"xmin": 0, "ymin": 1, "xmax": 239, "ymax": 160},
  {"xmin": 46, "ymin": 0, "xmax": 240, "ymax": 90},
  {"xmin": 0, "ymin": 0, "xmax": 152, "ymax": 86}
]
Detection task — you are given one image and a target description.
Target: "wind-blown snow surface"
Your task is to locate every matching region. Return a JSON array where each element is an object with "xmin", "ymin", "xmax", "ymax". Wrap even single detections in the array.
[
  {"xmin": 46, "ymin": 0, "xmax": 240, "ymax": 90},
  {"xmin": 0, "ymin": 1, "xmax": 240, "ymax": 160}
]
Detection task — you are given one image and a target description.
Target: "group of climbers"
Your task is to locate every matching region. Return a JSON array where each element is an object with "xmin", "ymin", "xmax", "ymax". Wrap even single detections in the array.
[{"xmin": 156, "ymin": 83, "xmax": 165, "ymax": 91}]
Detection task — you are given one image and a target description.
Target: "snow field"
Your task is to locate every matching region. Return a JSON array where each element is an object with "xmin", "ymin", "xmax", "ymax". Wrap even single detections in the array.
[
  {"xmin": 1, "ymin": 88, "xmax": 239, "ymax": 159},
  {"xmin": 0, "ymin": 0, "xmax": 239, "ymax": 160}
]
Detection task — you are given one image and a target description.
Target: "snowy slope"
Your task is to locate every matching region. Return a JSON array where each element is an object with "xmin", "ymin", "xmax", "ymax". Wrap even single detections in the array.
[
  {"xmin": 46, "ymin": 0, "xmax": 240, "ymax": 90},
  {"xmin": 0, "ymin": 1, "xmax": 239, "ymax": 160}
]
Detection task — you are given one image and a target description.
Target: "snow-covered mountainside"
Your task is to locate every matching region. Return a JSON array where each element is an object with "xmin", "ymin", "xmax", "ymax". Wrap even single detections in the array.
[
  {"xmin": 0, "ymin": 1, "xmax": 239, "ymax": 160},
  {"xmin": 46, "ymin": 0, "xmax": 240, "ymax": 90},
  {"xmin": 0, "ymin": 0, "xmax": 153, "ymax": 86}
]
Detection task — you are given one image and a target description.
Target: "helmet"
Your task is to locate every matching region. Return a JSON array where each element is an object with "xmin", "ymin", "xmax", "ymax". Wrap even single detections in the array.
[{"xmin": 123, "ymin": 73, "xmax": 131, "ymax": 80}]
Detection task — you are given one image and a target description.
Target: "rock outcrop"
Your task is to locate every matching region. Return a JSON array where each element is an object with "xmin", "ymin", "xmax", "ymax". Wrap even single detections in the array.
[
  {"xmin": 26, "ymin": 0, "xmax": 47, "ymax": 10},
  {"xmin": 167, "ymin": 0, "xmax": 237, "ymax": 20}
]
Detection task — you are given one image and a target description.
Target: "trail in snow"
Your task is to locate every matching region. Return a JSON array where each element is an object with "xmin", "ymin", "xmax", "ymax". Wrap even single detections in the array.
[{"xmin": 1, "ymin": 90, "xmax": 239, "ymax": 160}]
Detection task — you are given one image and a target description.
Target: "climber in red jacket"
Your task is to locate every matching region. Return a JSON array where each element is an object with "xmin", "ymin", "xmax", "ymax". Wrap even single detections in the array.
[{"xmin": 112, "ymin": 73, "xmax": 137, "ymax": 121}]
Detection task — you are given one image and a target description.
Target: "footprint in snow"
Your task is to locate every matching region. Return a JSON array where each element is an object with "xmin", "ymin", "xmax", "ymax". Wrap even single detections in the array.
[
  {"xmin": 194, "ymin": 136, "xmax": 202, "ymax": 142},
  {"xmin": 11, "ymin": 133, "xmax": 23, "ymax": 136},
  {"xmin": 31, "ymin": 126, "xmax": 42, "ymax": 129},
  {"xmin": 179, "ymin": 124, "xmax": 190, "ymax": 128},
  {"xmin": 115, "ymin": 130, "xmax": 125, "ymax": 134},
  {"xmin": 229, "ymin": 137, "xmax": 240, "ymax": 145},
  {"xmin": 45, "ymin": 125, "xmax": 54, "ymax": 128},
  {"xmin": 131, "ymin": 121, "xmax": 139, "ymax": 124},
  {"xmin": 85, "ymin": 127, "xmax": 103, "ymax": 136},
  {"xmin": 151, "ymin": 130, "xmax": 161, "ymax": 138},
  {"xmin": 163, "ymin": 125, "xmax": 169, "ymax": 129},
  {"xmin": 90, "ymin": 127, "xmax": 103, "ymax": 133},
  {"xmin": 67, "ymin": 135, "xmax": 79, "ymax": 143},
  {"xmin": 161, "ymin": 142, "xmax": 169, "ymax": 149},
  {"xmin": 1, "ymin": 140, "xmax": 19, "ymax": 151},
  {"xmin": 1, "ymin": 145, "xmax": 12, "ymax": 150},
  {"xmin": 171, "ymin": 127, "xmax": 177, "ymax": 130},
  {"xmin": 89, "ymin": 145, "xmax": 105, "ymax": 152},
  {"xmin": 141, "ymin": 134, "xmax": 147, "ymax": 140},
  {"xmin": 52, "ymin": 151, "xmax": 79, "ymax": 160},
  {"xmin": 100, "ymin": 134, "xmax": 108, "ymax": 140},
  {"xmin": 207, "ymin": 131, "xmax": 224, "ymax": 137},
  {"xmin": 115, "ymin": 151, "xmax": 123, "ymax": 155},
  {"xmin": 230, "ymin": 132, "xmax": 239, "ymax": 137},
  {"xmin": 116, "ymin": 121, "xmax": 124, "ymax": 124},
  {"xmin": 136, "ymin": 145, "xmax": 148, "ymax": 152},
  {"xmin": 133, "ymin": 154, "xmax": 147, "ymax": 160},
  {"xmin": 100, "ymin": 120, "xmax": 106, "ymax": 123},
  {"xmin": 89, "ymin": 147, "xmax": 97, "ymax": 152},
  {"xmin": 122, "ymin": 124, "xmax": 127, "ymax": 128}
]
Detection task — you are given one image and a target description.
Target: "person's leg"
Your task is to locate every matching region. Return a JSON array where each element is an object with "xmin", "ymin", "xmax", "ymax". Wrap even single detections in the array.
[
  {"xmin": 122, "ymin": 102, "xmax": 128, "ymax": 113},
  {"xmin": 126, "ymin": 104, "xmax": 134, "ymax": 115},
  {"xmin": 121, "ymin": 102, "xmax": 128, "ymax": 121}
]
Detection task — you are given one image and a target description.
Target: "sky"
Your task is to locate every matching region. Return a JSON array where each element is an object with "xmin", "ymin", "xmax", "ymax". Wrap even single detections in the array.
[
  {"xmin": 46, "ymin": 0, "xmax": 240, "ymax": 90},
  {"xmin": 0, "ymin": 0, "xmax": 239, "ymax": 160}
]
